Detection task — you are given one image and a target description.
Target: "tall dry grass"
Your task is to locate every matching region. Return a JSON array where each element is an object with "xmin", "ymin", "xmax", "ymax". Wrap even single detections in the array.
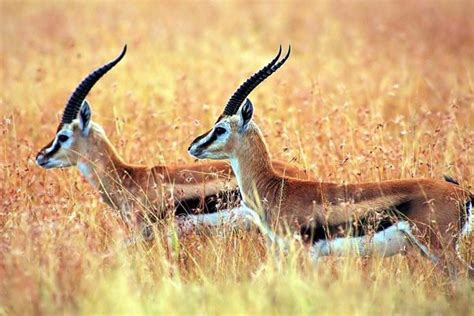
[{"xmin": 1, "ymin": 1, "xmax": 473, "ymax": 315}]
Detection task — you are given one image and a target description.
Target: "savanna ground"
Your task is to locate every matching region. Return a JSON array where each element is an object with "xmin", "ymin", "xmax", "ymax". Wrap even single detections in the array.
[{"xmin": 1, "ymin": 1, "xmax": 473, "ymax": 315}]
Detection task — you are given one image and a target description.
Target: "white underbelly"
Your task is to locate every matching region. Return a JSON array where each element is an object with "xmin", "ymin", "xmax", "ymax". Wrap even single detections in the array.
[{"xmin": 312, "ymin": 221, "xmax": 411, "ymax": 257}]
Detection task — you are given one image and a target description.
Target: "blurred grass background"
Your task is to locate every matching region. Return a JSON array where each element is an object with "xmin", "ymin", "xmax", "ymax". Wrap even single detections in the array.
[{"xmin": 1, "ymin": 1, "xmax": 473, "ymax": 315}]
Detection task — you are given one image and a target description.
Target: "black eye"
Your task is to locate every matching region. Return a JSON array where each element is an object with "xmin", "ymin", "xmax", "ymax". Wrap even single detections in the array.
[
  {"xmin": 58, "ymin": 135, "xmax": 69, "ymax": 142},
  {"xmin": 214, "ymin": 127, "xmax": 226, "ymax": 136}
]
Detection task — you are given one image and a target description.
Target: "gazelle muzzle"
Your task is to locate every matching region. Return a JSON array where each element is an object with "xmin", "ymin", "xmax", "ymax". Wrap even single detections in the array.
[{"xmin": 188, "ymin": 128, "xmax": 217, "ymax": 158}]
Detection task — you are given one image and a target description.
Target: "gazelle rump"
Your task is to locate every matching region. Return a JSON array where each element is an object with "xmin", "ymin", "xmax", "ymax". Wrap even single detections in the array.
[
  {"xmin": 188, "ymin": 46, "xmax": 473, "ymax": 274},
  {"xmin": 35, "ymin": 45, "xmax": 309, "ymax": 242}
]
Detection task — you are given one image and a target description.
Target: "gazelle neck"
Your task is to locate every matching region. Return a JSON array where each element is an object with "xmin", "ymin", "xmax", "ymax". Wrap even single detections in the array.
[
  {"xmin": 76, "ymin": 127, "xmax": 127, "ymax": 194},
  {"xmin": 229, "ymin": 123, "xmax": 279, "ymax": 209}
]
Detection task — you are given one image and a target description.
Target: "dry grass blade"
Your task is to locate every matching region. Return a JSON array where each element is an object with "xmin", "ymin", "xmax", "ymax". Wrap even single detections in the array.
[{"xmin": 1, "ymin": 1, "xmax": 473, "ymax": 315}]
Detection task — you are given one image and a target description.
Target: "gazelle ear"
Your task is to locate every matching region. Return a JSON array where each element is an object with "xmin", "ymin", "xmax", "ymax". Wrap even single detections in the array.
[
  {"xmin": 237, "ymin": 99, "xmax": 254, "ymax": 133},
  {"xmin": 79, "ymin": 100, "xmax": 92, "ymax": 136}
]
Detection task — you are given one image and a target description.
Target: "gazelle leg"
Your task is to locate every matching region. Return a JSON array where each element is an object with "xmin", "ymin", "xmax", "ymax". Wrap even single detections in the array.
[
  {"xmin": 398, "ymin": 229, "xmax": 440, "ymax": 265},
  {"xmin": 401, "ymin": 200, "xmax": 473, "ymax": 278},
  {"xmin": 168, "ymin": 209, "xmax": 247, "ymax": 249},
  {"xmin": 455, "ymin": 241, "xmax": 474, "ymax": 278},
  {"xmin": 174, "ymin": 207, "xmax": 255, "ymax": 232},
  {"xmin": 116, "ymin": 207, "xmax": 277, "ymax": 251},
  {"xmin": 117, "ymin": 206, "xmax": 288, "ymax": 255},
  {"xmin": 119, "ymin": 223, "xmax": 155, "ymax": 247},
  {"xmin": 100, "ymin": 224, "xmax": 154, "ymax": 259},
  {"xmin": 236, "ymin": 205, "xmax": 289, "ymax": 252},
  {"xmin": 174, "ymin": 205, "xmax": 289, "ymax": 252},
  {"xmin": 117, "ymin": 209, "xmax": 258, "ymax": 250}
]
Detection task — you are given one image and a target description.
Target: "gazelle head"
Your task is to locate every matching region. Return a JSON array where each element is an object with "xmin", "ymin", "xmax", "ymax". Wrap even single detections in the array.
[
  {"xmin": 188, "ymin": 99, "xmax": 256, "ymax": 159},
  {"xmin": 188, "ymin": 46, "xmax": 290, "ymax": 160},
  {"xmin": 36, "ymin": 45, "xmax": 126, "ymax": 169}
]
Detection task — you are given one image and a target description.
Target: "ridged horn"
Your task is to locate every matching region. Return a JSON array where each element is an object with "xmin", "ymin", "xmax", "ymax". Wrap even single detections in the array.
[
  {"xmin": 61, "ymin": 45, "xmax": 127, "ymax": 124},
  {"xmin": 222, "ymin": 45, "xmax": 291, "ymax": 116}
]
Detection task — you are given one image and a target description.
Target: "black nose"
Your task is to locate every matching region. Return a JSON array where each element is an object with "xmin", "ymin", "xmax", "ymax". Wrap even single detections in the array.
[{"xmin": 36, "ymin": 152, "xmax": 48, "ymax": 166}]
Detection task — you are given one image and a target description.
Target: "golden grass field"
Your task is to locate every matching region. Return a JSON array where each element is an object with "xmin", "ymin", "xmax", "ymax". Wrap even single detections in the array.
[{"xmin": 1, "ymin": 0, "xmax": 473, "ymax": 315}]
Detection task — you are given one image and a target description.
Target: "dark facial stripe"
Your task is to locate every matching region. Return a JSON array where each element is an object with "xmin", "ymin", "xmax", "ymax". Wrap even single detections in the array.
[
  {"xmin": 191, "ymin": 129, "xmax": 210, "ymax": 144},
  {"xmin": 37, "ymin": 124, "xmax": 65, "ymax": 158},
  {"xmin": 199, "ymin": 130, "xmax": 218, "ymax": 149},
  {"xmin": 190, "ymin": 128, "xmax": 217, "ymax": 150},
  {"xmin": 47, "ymin": 141, "xmax": 62, "ymax": 156},
  {"xmin": 41, "ymin": 137, "xmax": 61, "ymax": 157}
]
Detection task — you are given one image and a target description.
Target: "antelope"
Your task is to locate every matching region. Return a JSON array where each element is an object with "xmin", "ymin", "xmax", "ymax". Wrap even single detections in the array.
[
  {"xmin": 35, "ymin": 45, "xmax": 310, "ymax": 243},
  {"xmin": 188, "ymin": 46, "xmax": 473, "ymax": 275}
]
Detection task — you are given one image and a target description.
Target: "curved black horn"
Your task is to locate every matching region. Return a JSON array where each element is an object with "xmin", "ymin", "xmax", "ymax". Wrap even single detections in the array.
[
  {"xmin": 222, "ymin": 45, "xmax": 291, "ymax": 116},
  {"xmin": 61, "ymin": 45, "xmax": 127, "ymax": 124}
]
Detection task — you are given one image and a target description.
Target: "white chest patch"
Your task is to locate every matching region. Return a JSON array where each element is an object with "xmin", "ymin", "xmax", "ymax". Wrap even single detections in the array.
[
  {"xmin": 230, "ymin": 158, "xmax": 243, "ymax": 190},
  {"xmin": 77, "ymin": 162, "xmax": 94, "ymax": 184}
]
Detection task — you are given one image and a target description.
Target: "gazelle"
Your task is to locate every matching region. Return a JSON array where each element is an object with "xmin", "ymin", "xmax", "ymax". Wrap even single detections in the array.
[
  {"xmin": 35, "ymin": 45, "xmax": 309, "ymax": 242},
  {"xmin": 188, "ymin": 46, "xmax": 473, "ymax": 275}
]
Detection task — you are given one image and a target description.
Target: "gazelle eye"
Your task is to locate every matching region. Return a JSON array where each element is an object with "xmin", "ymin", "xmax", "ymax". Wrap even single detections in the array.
[
  {"xmin": 58, "ymin": 135, "xmax": 69, "ymax": 142},
  {"xmin": 215, "ymin": 127, "xmax": 226, "ymax": 136}
]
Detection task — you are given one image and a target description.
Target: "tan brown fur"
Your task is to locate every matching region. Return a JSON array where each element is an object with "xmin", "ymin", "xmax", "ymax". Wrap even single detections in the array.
[
  {"xmin": 190, "ymin": 114, "xmax": 472, "ymax": 266},
  {"xmin": 38, "ymin": 120, "xmax": 309, "ymax": 228}
]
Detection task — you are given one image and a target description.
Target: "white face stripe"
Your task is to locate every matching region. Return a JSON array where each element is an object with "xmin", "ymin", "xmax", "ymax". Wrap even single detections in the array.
[
  {"xmin": 77, "ymin": 161, "xmax": 94, "ymax": 184},
  {"xmin": 230, "ymin": 157, "xmax": 243, "ymax": 195},
  {"xmin": 44, "ymin": 136, "xmax": 59, "ymax": 154},
  {"xmin": 44, "ymin": 146, "xmax": 55, "ymax": 155},
  {"xmin": 198, "ymin": 129, "xmax": 216, "ymax": 145},
  {"xmin": 188, "ymin": 121, "xmax": 232, "ymax": 159},
  {"xmin": 44, "ymin": 128, "xmax": 73, "ymax": 154},
  {"xmin": 200, "ymin": 122, "xmax": 230, "ymax": 146}
]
